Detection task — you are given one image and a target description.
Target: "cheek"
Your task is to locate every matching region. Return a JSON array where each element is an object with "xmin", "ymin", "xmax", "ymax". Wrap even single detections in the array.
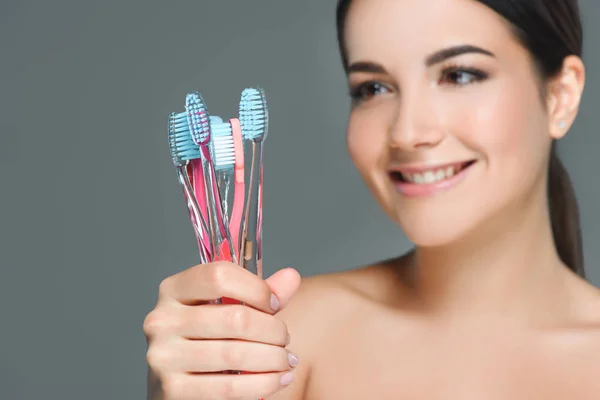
[
  {"xmin": 347, "ymin": 109, "xmax": 388, "ymax": 179},
  {"xmin": 396, "ymin": 82, "xmax": 552, "ymax": 246},
  {"xmin": 346, "ymin": 108, "xmax": 395, "ymax": 211},
  {"xmin": 446, "ymin": 80, "xmax": 551, "ymax": 190}
]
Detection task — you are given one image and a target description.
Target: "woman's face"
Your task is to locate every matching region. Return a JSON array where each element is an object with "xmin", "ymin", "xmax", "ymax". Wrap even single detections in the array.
[{"xmin": 344, "ymin": 0, "xmax": 555, "ymax": 246}]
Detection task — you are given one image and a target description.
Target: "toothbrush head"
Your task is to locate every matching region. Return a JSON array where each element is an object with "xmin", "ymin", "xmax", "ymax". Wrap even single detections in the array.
[
  {"xmin": 210, "ymin": 116, "xmax": 235, "ymax": 172},
  {"xmin": 239, "ymin": 87, "xmax": 268, "ymax": 142},
  {"xmin": 168, "ymin": 111, "xmax": 201, "ymax": 167},
  {"xmin": 185, "ymin": 91, "xmax": 211, "ymax": 147}
]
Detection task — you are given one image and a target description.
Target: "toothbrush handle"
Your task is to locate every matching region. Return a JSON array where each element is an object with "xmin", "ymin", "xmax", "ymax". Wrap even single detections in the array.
[
  {"xmin": 240, "ymin": 142, "xmax": 263, "ymax": 278},
  {"xmin": 229, "ymin": 118, "xmax": 246, "ymax": 263},
  {"xmin": 187, "ymin": 197, "xmax": 211, "ymax": 262},
  {"xmin": 191, "ymin": 160, "xmax": 214, "ymax": 259},
  {"xmin": 224, "ymin": 139, "xmax": 265, "ymax": 394},
  {"xmin": 255, "ymin": 151, "xmax": 264, "ymax": 278},
  {"xmin": 255, "ymin": 158, "xmax": 266, "ymax": 400},
  {"xmin": 177, "ymin": 166, "xmax": 210, "ymax": 263},
  {"xmin": 184, "ymin": 197, "xmax": 210, "ymax": 263},
  {"xmin": 199, "ymin": 147, "xmax": 239, "ymax": 264}
]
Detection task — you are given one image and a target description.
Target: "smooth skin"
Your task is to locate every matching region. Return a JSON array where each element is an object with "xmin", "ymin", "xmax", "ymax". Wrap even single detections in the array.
[{"xmin": 144, "ymin": 0, "xmax": 600, "ymax": 398}]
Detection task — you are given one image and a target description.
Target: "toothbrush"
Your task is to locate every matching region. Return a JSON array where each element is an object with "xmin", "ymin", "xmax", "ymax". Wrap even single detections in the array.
[
  {"xmin": 186, "ymin": 95, "xmax": 250, "ymax": 382},
  {"xmin": 229, "ymin": 118, "xmax": 246, "ymax": 260},
  {"xmin": 238, "ymin": 87, "xmax": 268, "ymax": 279},
  {"xmin": 209, "ymin": 117, "xmax": 247, "ymax": 263},
  {"xmin": 169, "ymin": 91, "xmax": 269, "ymax": 392},
  {"xmin": 168, "ymin": 112, "xmax": 211, "ymax": 263},
  {"xmin": 209, "ymin": 116, "xmax": 235, "ymax": 224},
  {"xmin": 238, "ymin": 88, "xmax": 269, "ymax": 397},
  {"xmin": 185, "ymin": 91, "xmax": 237, "ymax": 264},
  {"xmin": 209, "ymin": 117, "xmax": 249, "ymax": 310}
]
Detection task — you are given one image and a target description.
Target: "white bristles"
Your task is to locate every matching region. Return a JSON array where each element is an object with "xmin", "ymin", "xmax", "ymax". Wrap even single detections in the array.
[{"xmin": 210, "ymin": 119, "xmax": 235, "ymax": 171}]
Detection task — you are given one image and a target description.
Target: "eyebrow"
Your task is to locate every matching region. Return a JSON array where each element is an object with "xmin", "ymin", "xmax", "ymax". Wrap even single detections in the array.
[
  {"xmin": 425, "ymin": 44, "xmax": 495, "ymax": 66},
  {"xmin": 347, "ymin": 44, "xmax": 496, "ymax": 74},
  {"xmin": 347, "ymin": 61, "xmax": 388, "ymax": 75}
]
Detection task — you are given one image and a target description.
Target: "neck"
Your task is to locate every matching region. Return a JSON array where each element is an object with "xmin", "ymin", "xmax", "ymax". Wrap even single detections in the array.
[{"xmin": 405, "ymin": 191, "xmax": 572, "ymax": 327}]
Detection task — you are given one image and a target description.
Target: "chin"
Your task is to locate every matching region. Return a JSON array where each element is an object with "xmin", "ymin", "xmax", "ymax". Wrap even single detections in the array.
[
  {"xmin": 402, "ymin": 224, "xmax": 467, "ymax": 248},
  {"xmin": 388, "ymin": 200, "xmax": 484, "ymax": 249}
]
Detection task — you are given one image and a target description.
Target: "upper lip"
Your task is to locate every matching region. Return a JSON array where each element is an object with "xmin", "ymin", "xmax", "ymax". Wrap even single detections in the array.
[{"xmin": 388, "ymin": 159, "xmax": 476, "ymax": 174}]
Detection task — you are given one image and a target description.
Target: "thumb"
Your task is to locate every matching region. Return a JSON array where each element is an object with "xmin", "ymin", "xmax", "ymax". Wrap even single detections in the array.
[{"xmin": 264, "ymin": 268, "xmax": 301, "ymax": 311}]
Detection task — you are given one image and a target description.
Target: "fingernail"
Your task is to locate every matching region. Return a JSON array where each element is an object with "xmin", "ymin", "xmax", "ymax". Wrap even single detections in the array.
[
  {"xmin": 270, "ymin": 294, "xmax": 280, "ymax": 312},
  {"xmin": 288, "ymin": 352, "xmax": 299, "ymax": 367},
  {"xmin": 280, "ymin": 371, "xmax": 294, "ymax": 385},
  {"xmin": 285, "ymin": 332, "xmax": 291, "ymax": 346}
]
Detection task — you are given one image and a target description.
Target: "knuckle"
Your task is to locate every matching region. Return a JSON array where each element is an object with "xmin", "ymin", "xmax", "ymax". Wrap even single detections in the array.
[
  {"xmin": 205, "ymin": 262, "xmax": 230, "ymax": 289},
  {"xmin": 142, "ymin": 309, "xmax": 172, "ymax": 338},
  {"xmin": 158, "ymin": 276, "xmax": 172, "ymax": 299},
  {"xmin": 225, "ymin": 306, "xmax": 252, "ymax": 336},
  {"xmin": 221, "ymin": 342, "xmax": 243, "ymax": 368},
  {"xmin": 146, "ymin": 346, "xmax": 172, "ymax": 371}
]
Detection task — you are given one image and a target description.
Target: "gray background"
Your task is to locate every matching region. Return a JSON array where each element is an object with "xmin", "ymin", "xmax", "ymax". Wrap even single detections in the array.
[{"xmin": 1, "ymin": 1, "xmax": 598, "ymax": 398}]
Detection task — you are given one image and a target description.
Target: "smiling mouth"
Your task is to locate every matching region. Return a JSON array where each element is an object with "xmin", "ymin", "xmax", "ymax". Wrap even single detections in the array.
[{"xmin": 389, "ymin": 160, "xmax": 477, "ymax": 184}]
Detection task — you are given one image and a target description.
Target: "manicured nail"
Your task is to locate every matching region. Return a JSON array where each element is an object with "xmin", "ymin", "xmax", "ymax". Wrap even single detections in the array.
[
  {"xmin": 270, "ymin": 294, "xmax": 280, "ymax": 312},
  {"xmin": 280, "ymin": 371, "xmax": 294, "ymax": 385},
  {"xmin": 288, "ymin": 352, "xmax": 299, "ymax": 367}
]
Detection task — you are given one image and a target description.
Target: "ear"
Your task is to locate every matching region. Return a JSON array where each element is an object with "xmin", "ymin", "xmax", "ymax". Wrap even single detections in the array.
[{"xmin": 546, "ymin": 55, "xmax": 585, "ymax": 139}]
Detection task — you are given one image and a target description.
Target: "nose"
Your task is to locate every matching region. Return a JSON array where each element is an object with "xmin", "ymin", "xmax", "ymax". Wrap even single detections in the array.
[{"xmin": 388, "ymin": 88, "xmax": 445, "ymax": 150}]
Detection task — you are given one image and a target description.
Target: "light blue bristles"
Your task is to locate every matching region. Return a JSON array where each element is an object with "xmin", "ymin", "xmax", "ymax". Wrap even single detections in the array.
[
  {"xmin": 209, "ymin": 116, "xmax": 235, "ymax": 172},
  {"xmin": 185, "ymin": 91, "xmax": 211, "ymax": 146},
  {"xmin": 168, "ymin": 111, "xmax": 201, "ymax": 165},
  {"xmin": 239, "ymin": 87, "xmax": 268, "ymax": 142}
]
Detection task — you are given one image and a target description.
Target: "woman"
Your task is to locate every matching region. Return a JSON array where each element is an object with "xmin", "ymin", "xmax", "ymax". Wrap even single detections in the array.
[{"xmin": 144, "ymin": 0, "xmax": 600, "ymax": 398}]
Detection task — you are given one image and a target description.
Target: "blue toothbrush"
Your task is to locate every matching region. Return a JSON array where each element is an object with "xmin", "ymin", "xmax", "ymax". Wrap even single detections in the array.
[
  {"xmin": 168, "ymin": 111, "xmax": 210, "ymax": 263},
  {"xmin": 185, "ymin": 92, "xmax": 237, "ymax": 264},
  {"xmin": 238, "ymin": 87, "xmax": 269, "ymax": 278}
]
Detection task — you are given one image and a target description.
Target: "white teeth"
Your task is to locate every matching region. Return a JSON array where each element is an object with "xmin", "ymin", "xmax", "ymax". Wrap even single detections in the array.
[
  {"xmin": 423, "ymin": 171, "xmax": 436, "ymax": 183},
  {"xmin": 400, "ymin": 166, "xmax": 458, "ymax": 184}
]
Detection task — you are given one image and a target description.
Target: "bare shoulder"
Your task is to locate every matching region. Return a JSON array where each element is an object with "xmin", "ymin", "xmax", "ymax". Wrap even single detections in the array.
[
  {"xmin": 266, "ymin": 254, "xmax": 410, "ymax": 399},
  {"xmin": 548, "ymin": 272, "xmax": 600, "ymax": 385},
  {"xmin": 566, "ymin": 271, "xmax": 600, "ymax": 330},
  {"xmin": 279, "ymin": 254, "xmax": 411, "ymax": 331}
]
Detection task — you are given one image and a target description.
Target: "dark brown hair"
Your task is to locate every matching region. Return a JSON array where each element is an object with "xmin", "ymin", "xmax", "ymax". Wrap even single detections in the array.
[{"xmin": 336, "ymin": 0, "xmax": 585, "ymax": 277}]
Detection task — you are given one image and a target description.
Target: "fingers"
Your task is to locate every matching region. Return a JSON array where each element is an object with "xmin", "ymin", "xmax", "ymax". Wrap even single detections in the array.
[
  {"xmin": 158, "ymin": 339, "xmax": 297, "ymax": 373},
  {"xmin": 160, "ymin": 262, "xmax": 277, "ymax": 313},
  {"xmin": 145, "ymin": 264, "xmax": 302, "ymax": 399},
  {"xmin": 178, "ymin": 304, "xmax": 289, "ymax": 346},
  {"xmin": 264, "ymin": 268, "xmax": 302, "ymax": 310},
  {"xmin": 158, "ymin": 371, "xmax": 293, "ymax": 400}
]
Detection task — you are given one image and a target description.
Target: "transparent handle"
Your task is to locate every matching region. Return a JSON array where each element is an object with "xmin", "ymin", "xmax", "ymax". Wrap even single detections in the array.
[
  {"xmin": 177, "ymin": 166, "xmax": 210, "ymax": 264},
  {"xmin": 239, "ymin": 142, "xmax": 263, "ymax": 278}
]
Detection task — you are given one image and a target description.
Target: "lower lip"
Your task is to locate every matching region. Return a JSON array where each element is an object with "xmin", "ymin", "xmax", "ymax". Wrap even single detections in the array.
[{"xmin": 391, "ymin": 162, "xmax": 476, "ymax": 198}]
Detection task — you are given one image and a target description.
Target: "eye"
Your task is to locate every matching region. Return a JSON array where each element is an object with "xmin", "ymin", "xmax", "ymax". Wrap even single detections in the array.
[
  {"xmin": 439, "ymin": 67, "xmax": 488, "ymax": 86},
  {"xmin": 348, "ymin": 81, "xmax": 391, "ymax": 104}
]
